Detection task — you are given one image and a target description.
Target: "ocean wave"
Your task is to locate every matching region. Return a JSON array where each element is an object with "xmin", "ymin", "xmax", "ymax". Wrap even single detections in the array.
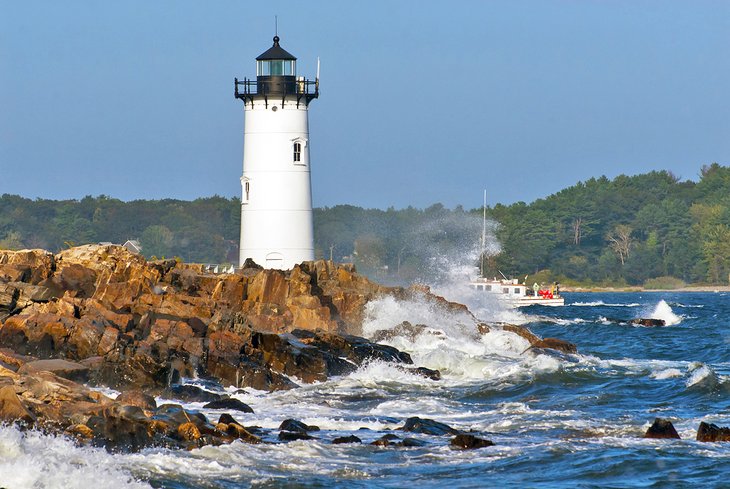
[
  {"xmin": 0, "ymin": 426, "xmax": 149, "ymax": 489},
  {"xmin": 571, "ymin": 301, "xmax": 641, "ymax": 307}
]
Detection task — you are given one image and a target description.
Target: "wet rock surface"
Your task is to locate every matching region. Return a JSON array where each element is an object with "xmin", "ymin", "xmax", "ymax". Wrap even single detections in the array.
[
  {"xmin": 644, "ymin": 418, "xmax": 681, "ymax": 439},
  {"xmin": 696, "ymin": 422, "xmax": 730, "ymax": 442},
  {"xmin": 450, "ymin": 434, "xmax": 495, "ymax": 449}
]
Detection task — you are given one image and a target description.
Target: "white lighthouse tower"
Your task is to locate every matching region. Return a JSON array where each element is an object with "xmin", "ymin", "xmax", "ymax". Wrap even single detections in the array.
[{"xmin": 234, "ymin": 36, "xmax": 319, "ymax": 269}]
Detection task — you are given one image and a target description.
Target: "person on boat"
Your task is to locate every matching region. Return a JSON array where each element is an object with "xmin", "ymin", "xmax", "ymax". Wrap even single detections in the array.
[
  {"xmin": 555, "ymin": 282, "xmax": 560, "ymax": 296},
  {"xmin": 533, "ymin": 282, "xmax": 539, "ymax": 297}
]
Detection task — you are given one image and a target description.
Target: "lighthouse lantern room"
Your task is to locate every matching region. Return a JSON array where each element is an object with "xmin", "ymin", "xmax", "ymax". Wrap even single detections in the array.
[{"xmin": 234, "ymin": 36, "xmax": 319, "ymax": 269}]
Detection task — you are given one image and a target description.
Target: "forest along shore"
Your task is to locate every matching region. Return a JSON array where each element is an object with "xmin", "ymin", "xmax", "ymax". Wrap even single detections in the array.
[
  {"xmin": 562, "ymin": 285, "xmax": 730, "ymax": 293},
  {"xmin": 0, "ymin": 244, "xmax": 572, "ymax": 452}
]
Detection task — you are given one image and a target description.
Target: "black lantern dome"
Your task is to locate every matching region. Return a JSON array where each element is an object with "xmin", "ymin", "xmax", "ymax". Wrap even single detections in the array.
[
  {"xmin": 255, "ymin": 36, "xmax": 297, "ymax": 95},
  {"xmin": 235, "ymin": 36, "xmax": 318, "ymax": 107}
]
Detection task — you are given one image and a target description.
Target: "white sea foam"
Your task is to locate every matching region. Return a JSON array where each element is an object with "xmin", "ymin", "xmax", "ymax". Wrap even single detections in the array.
[
  {"xmin": 650, "ymin": 368, "xmax": 684, "ymax": 380},
  {"xmin": 360, "ymin": 293, "xmax": 568, "ymax": 384},
  {"xmin": 572, "ymin": 301, "xmax": 641, "ymax": 307},
  {"xmin": 686, "ymin": 363, "xmax": 719, "ymax": 389},
  {"xmin": 0, "ymin": 425, "xmax": 150, "ymax": 489}
]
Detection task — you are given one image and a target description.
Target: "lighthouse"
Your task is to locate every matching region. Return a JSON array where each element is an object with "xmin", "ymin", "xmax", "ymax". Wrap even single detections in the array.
[{"xmin": 234, "ymin": 36, "xmax": 319, "ymax": 269}]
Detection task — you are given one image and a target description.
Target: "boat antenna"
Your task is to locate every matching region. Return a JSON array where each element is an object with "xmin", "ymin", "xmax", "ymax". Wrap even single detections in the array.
[
  {"xmin": 498, "ymin": 270, "xmax": 508, "ymax": 280},
  {"xmin": 480, "ymin": 189, "xmax": 487, "ymax": 278}
]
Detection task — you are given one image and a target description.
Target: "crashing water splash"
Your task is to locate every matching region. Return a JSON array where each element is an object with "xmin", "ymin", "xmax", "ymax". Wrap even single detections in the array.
[{"xmin": 650, "ymin": 300, "xmax": 682, "ymax": 326}]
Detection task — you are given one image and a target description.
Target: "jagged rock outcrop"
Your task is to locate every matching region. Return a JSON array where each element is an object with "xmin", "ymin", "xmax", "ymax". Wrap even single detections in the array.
[
  {"xmin": 0, "ymin": 245, "xmax": 424, "ymax": 393},
  {"xmin": 643, "ymin": 418, "xmax": 681, "ymax": 439},
  {"xmin": 696, "ymin": 421, "xmax": 730, "ymax": 442}
]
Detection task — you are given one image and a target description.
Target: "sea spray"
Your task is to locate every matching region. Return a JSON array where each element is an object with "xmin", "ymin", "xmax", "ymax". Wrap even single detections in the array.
[
  {"xmin": 649, "ymin": 300, "xmax": 682, "ymax": 325},
  {"xmin": 0, "ymin": 426, "xmax": 149, "ymax": 489},
  {"xmin": 361, "ymin": 293, "xmax": 563, "ymax": 382}
]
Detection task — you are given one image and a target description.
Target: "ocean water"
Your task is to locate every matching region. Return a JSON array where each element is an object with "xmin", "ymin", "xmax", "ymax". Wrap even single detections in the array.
[{"xmin": 2, "ymin": 291, "xmax": 730, "ymax": 488}]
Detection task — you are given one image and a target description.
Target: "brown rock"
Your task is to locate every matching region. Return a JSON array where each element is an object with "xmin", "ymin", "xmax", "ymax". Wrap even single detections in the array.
[
  {"xmin": 644, "ymin": 418, "xmax": 680, "ymax": 439},
  {"xmin": 225, "ymin": 423, "xmax": 261, "ymax": 443},
  {"xmin": 116, "ymin": 390, "xmax": 157, "ymax": 411},
  {"xmin": 0, "ymin": 264, "xmax": 30, "ymax": 282},
  {"xmin": 696, "ymin": 421, "xmax": 730, "ymax": 442},
  {"xmin": 177, "ymin": 422, "xmax": 201, "ymax": 441},
  {"xmin": 0, "ymin": 249, "xmax": 55, "ymax": 285},
  {"xmin": 0, "ymin": 384, "xmax": 35, "ymax": 425},
  {"xmin": 17, "ymin": 359, "xmax": 90, "ymax": 382},
  {"xmin": 66, "ymin": 423, "xmax": 95, "ymax": 440},
  {"xmin": 450, "ymin": 434, "xmax": 494, "ymax": 449},
  {"xmin": 533, "ymin": 338, "xmax": 578, "ymax": 354},
  {"xmin": 631, "ymin": 318, "xmax": 666, "ymax": 327}
]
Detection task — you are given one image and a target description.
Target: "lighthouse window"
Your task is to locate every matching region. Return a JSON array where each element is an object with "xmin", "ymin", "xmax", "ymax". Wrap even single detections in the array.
[
  {"xmin": 257, "ymin": 60, "xmax": 295, "ymax": 76},
  {"xmin": 293, "ymin": 142, "xmax": 301, "ymax": 162}
]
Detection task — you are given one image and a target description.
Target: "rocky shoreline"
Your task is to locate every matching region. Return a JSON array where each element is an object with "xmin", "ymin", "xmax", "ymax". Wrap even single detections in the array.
[
  {"xmin": 0, "ymin": 244, "xmax": 564, "ymax": 452},
  {"xmin": 4, "ymin": 244, "xmax": 718, "ymax": 455}
]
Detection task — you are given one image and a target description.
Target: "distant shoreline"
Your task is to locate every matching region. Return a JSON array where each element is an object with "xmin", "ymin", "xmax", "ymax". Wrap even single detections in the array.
[{"xmin": 563, "ymin": 286, "xmax": 730, "ymax": 293}]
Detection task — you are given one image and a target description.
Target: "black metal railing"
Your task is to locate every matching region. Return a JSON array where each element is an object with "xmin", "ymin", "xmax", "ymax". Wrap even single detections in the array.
[{"xmin": 234, "ymin": 77, "xmax": 319, "ymax": 108}]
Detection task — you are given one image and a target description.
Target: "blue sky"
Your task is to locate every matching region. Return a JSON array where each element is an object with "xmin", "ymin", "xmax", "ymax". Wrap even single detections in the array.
[{"xmin": 1, "ymin": 1, "xmax": 728, "ymax": 209}]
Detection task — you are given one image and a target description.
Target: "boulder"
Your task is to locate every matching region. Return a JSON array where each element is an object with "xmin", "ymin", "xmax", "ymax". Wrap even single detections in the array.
[
  {"xmin": 116, "ymin": 390, "xmax": 157, "ymax": 411},
  {"xmin": 17, "ymin": 359, "xmax": 90, "ymax": 383},
  {"xmin": 631, "ymin": 318, "xmax": 666, "ymax": 327},
  {"xmin": 643, "ymin": 418, "xmax": 680, "ymax": 439},
  {"xmin": 371, "ymin": 434, "xmax": 400, "ymax": 447},
  {"xmin": 332, "ymin": 435, "xmax": 362, "ymax": 444},
  {"xmin": 279, "ymin": 431, "xmax": 316, "ymax": 441},
  {"xmin": 279, "ymin": 418, "xmax": 320, "ymax": 432},
  {"xmin": 402, "ymin": 366, "xmax": 441, "ymax": 380},
  {"xmin": 450, "ymin": 434, "xmax": 494, "ymax": 449},
  {"xmin": 696, "ymin": 422, "xmax": 730, "ymax": 442},
  {"xmin": 162, "ymin": 384, "xmax": 223, "ymax": 403},
  {"xmin": 400, "ymin": 417, "xmax": 459, "ymax": 436},
  {"xmin": 0, "ymin": 384, "xmax": 36, "ymax": 425},
  {"xmin": 203, "ymin": 398, "xmax": 254, "ymax": 413},
  {"xmin": 532, "ymin": 338, "xmax": 578, "ymax": 354}
]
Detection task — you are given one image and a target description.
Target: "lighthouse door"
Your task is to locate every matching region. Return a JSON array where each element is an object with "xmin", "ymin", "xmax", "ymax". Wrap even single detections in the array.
[{"xmin": 265, "ymin": 252, "xmax": 284, "ymax": 269}]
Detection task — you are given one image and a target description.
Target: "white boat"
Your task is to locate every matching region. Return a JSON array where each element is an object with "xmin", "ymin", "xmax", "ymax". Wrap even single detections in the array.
[
  {"xmin": 469, "ymin": 277, "xmax": 565, "ymax": 307},
  {"xmin": 470, "ymin": 190, "xmax": 564, "ymax": 307}
]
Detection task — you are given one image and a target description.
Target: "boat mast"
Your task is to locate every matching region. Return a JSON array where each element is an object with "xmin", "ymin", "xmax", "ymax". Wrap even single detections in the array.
[{"xmin": 480, "ymin": 189, "xmax": 487, "ymax": 278}]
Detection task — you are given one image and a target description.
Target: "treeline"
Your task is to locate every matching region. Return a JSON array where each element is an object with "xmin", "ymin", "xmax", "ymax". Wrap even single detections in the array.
[
  {"xmin": 0, "ymin": 195, "xmax": 240, "ymax": 264},
  {"xmin": 2, "ymin": 163, "xmax": 730, "ymax": 286}
]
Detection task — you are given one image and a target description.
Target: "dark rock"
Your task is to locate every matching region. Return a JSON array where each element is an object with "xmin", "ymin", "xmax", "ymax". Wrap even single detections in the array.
[
  {"xmin": 643, "ymin": 418, "xmax": 680, "ymax": 439},
  {"xmin": 697, "ymin": 422, "xmax": 730, "ymax": 442},
  {"xmin": 241, "ymin": 258, "xmax": 263, "ymax": 270},
  {"xmin": 86, "ymin": 404, "xmax": 159, "ymax": 452},
  {"xmin": 631, "ymin": 318, "xmax": 666, "ymax": 327},
  {"xmin": 203, "ymin": 398, "xmax": 254, "ymax": 413},
  {"xmin": 218, "ymin": 413, "xmax": 239, "ymax": 425},
  {"xmin": 116, "ymin": 390, "xmax": 157, "ymax": 411},
  {"xmin": 163, "ymin": 384, "xmax": 223, "ymax": 403},
  {"xmin": 371, "ymin": 434, "xmax": 400, "ymax": 446},
  {"xmin": 399, "ymin": 437, "xmax": 426, "ymax": 447},
  {"xmin": 450, "ymin": 434, "xmax": 495, "ymax": 449},
  {"xmin": 533, "ymin": 338, "xmax": 578, "ymax": 354},
  {"xmin": 279, "ymin": 430, "xmax": 316, "ymax": 441},
  {"xmin": 400, "ymin": 417, "xmax": 460, "ymax": 436},
  {"xmin": 332, "ymin": 435, "xmax": 362, "ymax": 444},
  {"xmin": 403, "ymin": 366, "xmax": 441, "ymax": 380},
  {"xmin": 155, "ymin": 403, "xmax": 209, "ymax": 428},
  {"xmin": 279, "ymin": 418, "xmax": 320, "ymax": 432}
]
